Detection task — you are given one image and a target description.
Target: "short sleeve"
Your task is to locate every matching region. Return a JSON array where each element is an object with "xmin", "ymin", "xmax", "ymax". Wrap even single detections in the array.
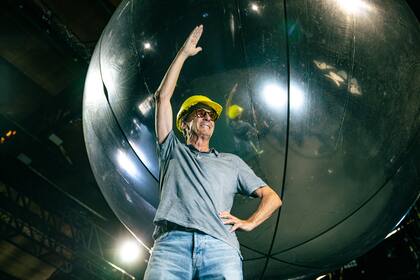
[
  {"xmin": 157, "ymin": 131, "xmax": 178, "ymax": 162},
  {"xmin": 236, "ymin": 156, "xmax": 267, "ymax": 196}
]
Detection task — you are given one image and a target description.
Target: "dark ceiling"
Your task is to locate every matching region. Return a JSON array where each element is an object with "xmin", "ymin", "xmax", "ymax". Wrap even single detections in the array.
[
  {"xmin": 0, "ymin": 0, "xmax": 141, "ymax": 279},
  {"xmin": 0, "ymin": 0, "xmax": 419, "ymax": 279},
  {"xmin": 1, "ymin": 0, "xmax": 115, "ymax": 218}
]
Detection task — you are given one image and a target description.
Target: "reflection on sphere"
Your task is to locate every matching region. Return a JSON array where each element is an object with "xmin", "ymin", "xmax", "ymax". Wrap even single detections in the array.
[{"xmin": 83, "ymin": 0, "xmax": 420, "ymax": 278}]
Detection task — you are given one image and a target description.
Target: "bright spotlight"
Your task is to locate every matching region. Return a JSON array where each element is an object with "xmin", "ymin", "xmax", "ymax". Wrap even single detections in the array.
[
  {"xmin": 336, "ymin": 0, "xmax": 372, "ymax": 15},
  {"xmin": 119, "ymin": 240, "xmax": 141, "ymax": 263},
  {"xmin": 262, "ymin": 82, "xmax": 305, "ymax": 111},
  {"xmin": 290, "ymin": 84, "xmax": 305, "ymax": 110},
  {"xmin": 262, "ymin": 83, "xmax": 287, "ymax": 109},
  {"xmin": 117, "ymin": 150, "xmax": 139, "ymax": 177},
  {"xmin": 251, "ymin": 3, "xmax": 259, "ymax": 12},
  {"xmin": 144, "ymin": 42, "xmax": 152, "ymax": 50}
]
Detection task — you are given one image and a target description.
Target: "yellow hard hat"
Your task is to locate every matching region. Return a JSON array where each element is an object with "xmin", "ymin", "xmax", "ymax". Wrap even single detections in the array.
[
  {"xmin": 176, "ymin": 95, "xmax": 223, "ymax": 132},
  {"xmin": 227, "ymin": 104, "xmax": 244, "ymax": 119}
]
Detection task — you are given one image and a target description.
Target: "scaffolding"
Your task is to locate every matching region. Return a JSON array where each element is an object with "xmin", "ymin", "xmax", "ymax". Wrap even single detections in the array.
[{"xmin": 0, "ymin": 181, "xmax": 137, "ymax": 280}]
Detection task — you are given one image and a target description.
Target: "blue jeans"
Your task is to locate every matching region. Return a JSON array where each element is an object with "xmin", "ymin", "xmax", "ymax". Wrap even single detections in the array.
[{"xmin": 144, "ymin": 230, "xmax": 243, "ymax": 280}]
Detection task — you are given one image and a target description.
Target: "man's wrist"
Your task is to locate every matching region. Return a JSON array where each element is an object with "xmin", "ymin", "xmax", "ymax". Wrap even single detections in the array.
[
  {"xmin": 177, "ymin": 50, "xmax": 189, "ymax": 60},
  {"xmin": 246, "ymin": 219, "xmax": 257, "ymax": 230}
]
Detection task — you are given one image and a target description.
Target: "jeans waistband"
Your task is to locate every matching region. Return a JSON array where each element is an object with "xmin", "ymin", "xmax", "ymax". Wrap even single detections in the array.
[{"xmin": 158, "ymin": 221, "xmax": 197, "ymax": 233}]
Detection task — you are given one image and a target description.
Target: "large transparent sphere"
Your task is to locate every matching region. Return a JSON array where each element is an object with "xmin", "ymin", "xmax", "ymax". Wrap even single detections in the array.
[{"xmin": 83, "ymin": 0, "xmax": 420, "ymax": 278}]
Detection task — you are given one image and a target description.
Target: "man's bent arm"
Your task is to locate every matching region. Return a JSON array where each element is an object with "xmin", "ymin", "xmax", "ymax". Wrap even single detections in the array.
[
  {"xmin": 245, "ymin": 186, "xmax": 282, "ymax": 230},
  {"xmin": 155, "ymin": 25, "xmax": 203, "ymax": 144},
  {"xmin": 219, "ymin": 186, "xmax": 282, "ymax": 232}
]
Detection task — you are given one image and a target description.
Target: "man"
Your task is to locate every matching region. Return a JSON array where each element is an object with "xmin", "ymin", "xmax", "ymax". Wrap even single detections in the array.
[{"xmin": 144, "ymin": 25, "xmax": 282, "ymax": 280}]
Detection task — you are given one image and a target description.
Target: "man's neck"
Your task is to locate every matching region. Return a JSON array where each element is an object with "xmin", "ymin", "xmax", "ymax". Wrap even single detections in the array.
[{"xmin": 187, "ymin": 134, "xmax": 210, "ymax": 152}]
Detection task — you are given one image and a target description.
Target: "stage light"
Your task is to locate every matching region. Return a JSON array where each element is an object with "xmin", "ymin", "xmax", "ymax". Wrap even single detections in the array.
[
  {"xmin": 262, "ymin": 83, "xmax": 287, "ymax": 109},
  {"xmin": 118, "ymin": 240, "xmax": 141, "ymax": 263},
  {"xmin": 251, "ymin": 3, "xmax": 259, "ymax": 12},
  {"xmin": 144, "ymin": 42, "xmax": 152, "ymax": 50},
  {"xmin": 336, "ymin": 0, "xmax": 373, "ymax": 15}
]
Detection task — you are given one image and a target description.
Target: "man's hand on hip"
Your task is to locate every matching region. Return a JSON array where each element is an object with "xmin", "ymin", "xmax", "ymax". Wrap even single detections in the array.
[{"xmin": 219, "ymin": 211, "xmax": 256, "ymax": 232}]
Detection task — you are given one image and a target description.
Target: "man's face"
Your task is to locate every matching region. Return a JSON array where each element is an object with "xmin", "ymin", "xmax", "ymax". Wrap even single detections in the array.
[{"xmin": 183, "ymin": 107, "xmax": 217, "ymax": 139}]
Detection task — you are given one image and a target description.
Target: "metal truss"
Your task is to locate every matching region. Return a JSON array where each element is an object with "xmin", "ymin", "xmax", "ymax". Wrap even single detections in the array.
[
  {"xmin": 0, "ymin": 181, "xmax": 136, "ymax": 280},
  {"xmin": 5, "ymin": 0, "xmax": 93, "ymax": 63}
]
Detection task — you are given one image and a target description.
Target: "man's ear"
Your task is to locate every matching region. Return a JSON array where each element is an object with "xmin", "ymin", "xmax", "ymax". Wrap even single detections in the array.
[
  {"xmin": 181, "ymin": 121, "xmax": 190, "ymax": 139},
  {"xmin": 180, "ymin": 121, "xmax": 187, "ymax": 130},
  {"xmin": 181, "ymin": 120, "xmax": 190, "ymax": 133}
]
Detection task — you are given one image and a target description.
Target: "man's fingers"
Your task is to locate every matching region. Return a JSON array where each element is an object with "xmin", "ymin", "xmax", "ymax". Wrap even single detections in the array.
[
  {"xmin": 230, "ymin": 223, "xmax": 240, "ymax": 232},
  {"xmin": 220, "ymin": 214, "xmax": 234, "ymax": 220},
  {"xmin": 188, "ymin": 27, "xmax": 200, "ymax": 44},
  {"xmin": 223, "ymin": 218, "xmax": 241, "ymax": 232},
  {"xmin": 196, "ymin": 25, "xmax": 203, "ymax": 38},
  {"xmin": 219, "ymin": 211, "xmax": 251, "ymax": 232},
  {"xmin": 223, "ymin": 218, "xmax": 236, "ymax": 225},
  {"xmin": 192, "ymin": 25, "xmax": 203, "ymax": 39},
  {"xmin": 219, "ymin": 211, "xmax": 231, "ymax": 217},
  {"xmin": 193, "ymin": 47, "xmax": 202, "ymax": 55}
]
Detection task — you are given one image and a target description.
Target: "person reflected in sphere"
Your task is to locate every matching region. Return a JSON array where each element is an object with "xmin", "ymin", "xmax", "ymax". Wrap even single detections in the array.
[
  {"xmin": 144, "ymin": 25, "xmax": 282, "ymax": 280},
  {"xmin": 226, "ymin": 103, "xmax": 266, "ymax": 179},
  {"xmin": 227, "ymin": 103, "xmax": 264, "ymax": 159}
]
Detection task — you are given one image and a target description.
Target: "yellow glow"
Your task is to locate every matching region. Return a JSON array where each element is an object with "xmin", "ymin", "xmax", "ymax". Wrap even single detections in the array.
[
  {"xmin": 313, "ymin": 60, "xmax": 334, "ymax": 70},
  {"xmin": 324, "ymin": 71, "xmax": 345, "ymax": 87},
  {"xmin": 6, "ymin": 131, "xmax": 12, "ymax": 137},
  {"xmin": 349, "ymin": 78, "xmax": 362, "ymax": 96}
]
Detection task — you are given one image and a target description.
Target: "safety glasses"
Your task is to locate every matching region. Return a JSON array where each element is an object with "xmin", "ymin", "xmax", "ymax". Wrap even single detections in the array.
[{"xmin": 194, "ymin": 108, "xmax": 217, "ymax": 121}]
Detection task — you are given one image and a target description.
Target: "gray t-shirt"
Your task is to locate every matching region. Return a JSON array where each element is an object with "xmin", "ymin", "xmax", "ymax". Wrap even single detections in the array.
[{"xmin": 153, "ymin": 131, "xmax": 266, "ymax": 255}]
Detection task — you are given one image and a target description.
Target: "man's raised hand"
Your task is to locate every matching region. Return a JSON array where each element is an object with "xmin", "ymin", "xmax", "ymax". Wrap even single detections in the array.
[{"xmin": 180, "ymin": 25, "xmax": 203, "ymax": 58}]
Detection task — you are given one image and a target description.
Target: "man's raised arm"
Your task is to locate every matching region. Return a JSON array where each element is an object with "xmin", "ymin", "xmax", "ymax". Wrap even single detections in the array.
[{"xmin": 155, "ymin": 25, "xmax": 203, "ymax": 144}]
